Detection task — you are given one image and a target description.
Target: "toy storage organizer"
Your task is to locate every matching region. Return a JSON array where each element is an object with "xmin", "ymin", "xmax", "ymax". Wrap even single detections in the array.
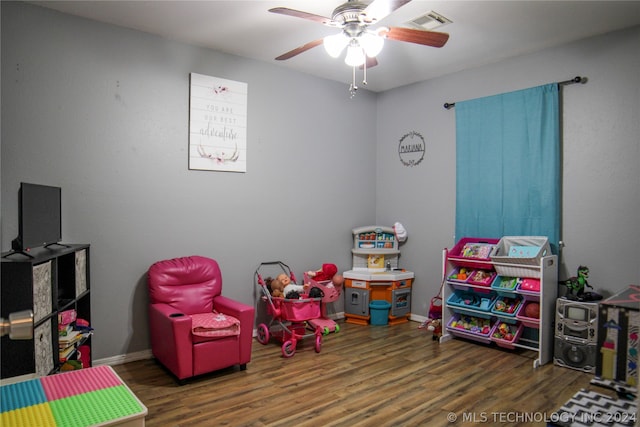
[
  {"xmin": 441, "ymin": 236, "xmax": 558, "ymax": 368},
  {"xmin": 343, "ymin": 225, "xmax": 414, "ymax": 325}
]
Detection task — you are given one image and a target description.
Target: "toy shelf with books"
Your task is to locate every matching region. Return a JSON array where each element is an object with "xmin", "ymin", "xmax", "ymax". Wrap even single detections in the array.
[
  {"xmin": 1, "ymin": 244, "xmax": 92, "ymax": 380},
  {"xmin": 440, "ymin": 237, "xmax": 557, "ymax": 368}
]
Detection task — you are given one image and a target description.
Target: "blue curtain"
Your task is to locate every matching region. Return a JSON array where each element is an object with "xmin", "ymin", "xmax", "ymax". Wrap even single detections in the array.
[{"xmin": 455, "ymin": 83, "xmax": 560, "ymax": 253}]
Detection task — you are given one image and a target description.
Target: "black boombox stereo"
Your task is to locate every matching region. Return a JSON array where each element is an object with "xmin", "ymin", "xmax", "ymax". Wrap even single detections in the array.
[{"xmin": 553, "ymin": 298, "xmax": 599, "ymax": 372}]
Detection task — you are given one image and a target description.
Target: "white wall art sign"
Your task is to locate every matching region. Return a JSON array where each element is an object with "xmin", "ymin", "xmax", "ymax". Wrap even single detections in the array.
[
  {"xmin": 398, "ymin": 131, "xmax": 425, "ymax": 167},
  {"xmin": 189, "ymin": 73, "xmax": 248, "ymax": 172}
]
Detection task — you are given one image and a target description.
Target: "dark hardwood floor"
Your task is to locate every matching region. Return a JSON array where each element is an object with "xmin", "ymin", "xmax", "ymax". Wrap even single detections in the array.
[{"xmin": 112, "ymin": 320, "xmax": 607, "ymax": 426}]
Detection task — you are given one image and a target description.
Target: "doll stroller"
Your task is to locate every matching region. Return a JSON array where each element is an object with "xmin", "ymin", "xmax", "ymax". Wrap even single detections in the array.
[
  {"xmin": 255, "ymin": 261, "xmax": 323, "ymax": 358},
  {"xmin": 304, "ymin": 272, "xmax": 343, "ymax": 335}
]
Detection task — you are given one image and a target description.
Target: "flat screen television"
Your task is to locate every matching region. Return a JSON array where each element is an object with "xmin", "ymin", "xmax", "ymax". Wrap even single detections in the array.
[{"xmin": 11, "ymin": 182, "xmax": 62, "ymax": 252}]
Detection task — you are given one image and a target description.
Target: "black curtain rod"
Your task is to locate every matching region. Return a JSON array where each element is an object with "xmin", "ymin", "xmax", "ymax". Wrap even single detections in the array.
[{"xmin": 443, "ymin": 76, "xmax": 586, "ymax": 110}]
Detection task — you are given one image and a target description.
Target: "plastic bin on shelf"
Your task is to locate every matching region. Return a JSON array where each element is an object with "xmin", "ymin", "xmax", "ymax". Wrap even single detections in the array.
[
  {"xmin": 490, "ymin": 276, "xmax": 520, "ymax": 296},
  {"xmin": 446, "ymin": 290, "xmax": 496, "ymax": 318},
  {"xmin": 491, "ymin": 236, "xmax": 551, "ymax": 278},
  {"xmin": 446, "ymin": 313, "xmax": 494, "ymax": 344},
  {"xmin": 466, "ymin": 269, "xmax": 497, "ymax": 287},
  {"xmin": 491, "ymin": 295, "xmax": 522, "ymax": 323},
  {"xmin": 490, "ymin": 321, "xmax": 524, "ymax": 349},
  {"xmin": 517, "ymin": 278, "xmax": 541, "ymax": 298},
  {"xmin": 447, "ymin": 237, "xmax": 499, "ymax": 270},
  {"xmin": 516, "ymin": 300, "xmax": 541, "ymax": 328},
  {"xmin": 446, "ymin": 266, "xmax": 471, "ymax": 283}
]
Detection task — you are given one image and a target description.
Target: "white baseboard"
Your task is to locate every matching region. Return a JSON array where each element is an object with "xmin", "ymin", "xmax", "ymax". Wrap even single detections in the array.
[
  {"xmin": 93, "ymin": 349, "xmax": 153, "ymax": 367},
  {"xmin": 411, "ymin": 313, "xmax": 428, "ymax": 324},
  {"xmin": 93, "ymin": 312, "xmax": 431, "ymax": 367}
]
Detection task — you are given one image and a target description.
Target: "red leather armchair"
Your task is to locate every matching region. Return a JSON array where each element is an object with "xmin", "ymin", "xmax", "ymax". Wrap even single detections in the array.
[{"xmin": 147, "ymin": 256, "xmax": 254, "ymax": 381}]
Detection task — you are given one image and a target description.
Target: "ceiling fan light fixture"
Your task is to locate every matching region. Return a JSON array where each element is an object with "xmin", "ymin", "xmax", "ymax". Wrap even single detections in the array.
[
  {"xmin": 359, "ymin": 31, "xmax": 384, "ymax": 57},
  {"xmin": 344, "ymin": 42, "xmax": 366, "ymax": 67},
  {"xmin": 323, "ymin": 32, "xmax": 349, "ymax": 58}
]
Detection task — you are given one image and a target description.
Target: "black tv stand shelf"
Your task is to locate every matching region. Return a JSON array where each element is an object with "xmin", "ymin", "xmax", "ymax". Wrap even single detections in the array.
[{"xmin": 1, "ymin": 244, "xmax": 91, "ymax": 380}]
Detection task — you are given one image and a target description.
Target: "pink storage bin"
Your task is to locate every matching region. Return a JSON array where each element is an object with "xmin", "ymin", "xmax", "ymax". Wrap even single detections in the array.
[
  {"xmin": 517, "ymin": 278, "xmax": 541, "ymax": 297},
  {"xmin": 447, "ymin": 237, "xmax": 499, "ymax": 270},
  {"xmin": 466, "ymin": 270, "xmax": 497, "ymax": 287},
  {"xmin": 516, "ymin": 300, "xmax": 541, "ymax": 328},
  {"xmin": 490, "ymin": 322, "xmax": 524, "ymax": 349}
]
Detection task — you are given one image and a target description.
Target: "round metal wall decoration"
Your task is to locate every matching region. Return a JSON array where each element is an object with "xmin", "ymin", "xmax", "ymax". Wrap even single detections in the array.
[{"xmin": 398, "ymin": 131, "xmax": 425, "ymax": 167}]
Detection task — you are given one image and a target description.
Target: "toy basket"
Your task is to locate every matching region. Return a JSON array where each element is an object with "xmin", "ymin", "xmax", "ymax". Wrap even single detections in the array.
[
  {"xmin": 446, "ymin": 313, "xmax": 494, "ymax": 344},
  {"xmin": 491, "ymin": 236, "xmax": 551, "ymax": 278},
  {"xmin": 490, "ymin": 295, "xmax": 523, "ymax": 323},
  {"xmin": 465, "ymin": 269, "xmax": 497, "ymax": 287},
  {"xmin": 490, "ymin": 276, "xmax": 520, "ymax": 296},
  {"xmin": 490, "ymin": 321, "xmax": 524, "ymax": 349},
  {"xmin": 515, "ymin": 300, "xmax": 541, "ymax": 328},
  {"xmin": 447, "ymin": 237, "xmax": 499, "ymax": 270},
  {"xmin": 446, "ymin": 266, "xmax": 472, "ymax": 283},
  {"xmin": 446, "ymin": 290, "xmax": 495, "ymax": 319}
]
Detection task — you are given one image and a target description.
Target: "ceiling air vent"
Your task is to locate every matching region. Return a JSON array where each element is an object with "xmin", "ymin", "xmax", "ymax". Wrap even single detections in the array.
[{"xmin": 407, "ymin": 11, "xmax": 452, "ymax": 31}]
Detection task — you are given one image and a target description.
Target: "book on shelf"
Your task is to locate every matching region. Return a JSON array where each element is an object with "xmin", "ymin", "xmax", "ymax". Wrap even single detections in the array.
[
  {"xmin": 58, "ymin": 330, "xmax": 83, "ymax": 348},
  {"xmin": 59, "ymin": 345, "xmax": 76, "ymax": 362}
]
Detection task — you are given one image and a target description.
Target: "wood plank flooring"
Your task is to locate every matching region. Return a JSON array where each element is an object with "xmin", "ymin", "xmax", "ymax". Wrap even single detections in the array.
[{"xmin": 112, "ymin": 320, "xmax": 607, "ymax": 426}]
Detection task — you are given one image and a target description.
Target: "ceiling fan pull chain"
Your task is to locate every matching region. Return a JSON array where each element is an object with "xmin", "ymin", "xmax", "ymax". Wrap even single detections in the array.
[
  {"xmin": 349, "ymin": 65, "xmax": 358, "ymax": 98},
  {"xmin": 362, "ymin": 60, "xmax": 368, "ymax": 86}
]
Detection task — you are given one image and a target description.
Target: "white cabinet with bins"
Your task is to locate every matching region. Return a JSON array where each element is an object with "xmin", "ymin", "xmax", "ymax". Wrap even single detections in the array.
[{"xmin": 440, "ymin": 237, "xmax": 557, "ymax": 368}]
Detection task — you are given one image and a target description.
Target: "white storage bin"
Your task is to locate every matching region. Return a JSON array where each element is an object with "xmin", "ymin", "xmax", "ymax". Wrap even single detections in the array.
[{"xmin": 491, "ymin": 236, "xmax": 551, "ymax": 278}]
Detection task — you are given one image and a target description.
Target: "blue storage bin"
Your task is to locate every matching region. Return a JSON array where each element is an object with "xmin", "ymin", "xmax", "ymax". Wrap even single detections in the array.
[
  {"xmin": 490, "ymin": 295, "xmax": 522, "ymax": 323},
  {"xmin": 446, "ymin": 290, "xmax": 495, "ymax": 319},
  {"xmin": 369, "ymin": 300, "xmax": 391, "ymax": 325},
  {"xmin": 491, "ymin": 276, "xmax": 520, "ymax": 296}
]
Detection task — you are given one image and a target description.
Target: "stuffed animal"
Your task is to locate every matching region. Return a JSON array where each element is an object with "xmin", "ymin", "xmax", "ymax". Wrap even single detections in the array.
[
  {"xmin": 425, "ymin": 318, "xmax": 442, "ymax": 341},
  {"xmin": 267, "ymin": 273, "xmax": 308, "ymax": 299},
  {"xmin": 307, "ymin": 263, "xmax": 338, "ymax": 282},
  {"xmin": 266, "ymin": 275, "xmax": 285, "ymax": 298}
]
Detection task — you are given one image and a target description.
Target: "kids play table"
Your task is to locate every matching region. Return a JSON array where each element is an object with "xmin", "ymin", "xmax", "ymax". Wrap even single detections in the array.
[{"xmin": 0, "ymin": 365, "xmax": 148, "ymax": 426}]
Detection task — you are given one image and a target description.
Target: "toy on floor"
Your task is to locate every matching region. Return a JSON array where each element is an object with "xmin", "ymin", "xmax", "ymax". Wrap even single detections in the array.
[
  {"xmin": 420, "ymin": 292, "xmax": 443, "ymax": 340},
  {"xmin": 562, "ymin": 265, "xmax": 603, "ymax": 301},
  {"xmin": 421, "ymin": 318, "xmax": 442, "ymax": 340}
]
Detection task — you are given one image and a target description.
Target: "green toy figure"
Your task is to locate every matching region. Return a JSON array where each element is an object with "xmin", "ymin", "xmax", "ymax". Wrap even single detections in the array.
[{"xmin": 562, "ymin": 265, "xmax": 602, "ymax": 301}]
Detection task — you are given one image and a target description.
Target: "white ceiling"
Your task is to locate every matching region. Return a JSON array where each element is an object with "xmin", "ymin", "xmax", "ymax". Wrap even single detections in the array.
[{"xmin": 29, "ymin": 0, "xmax": 640, "ymax": 92}]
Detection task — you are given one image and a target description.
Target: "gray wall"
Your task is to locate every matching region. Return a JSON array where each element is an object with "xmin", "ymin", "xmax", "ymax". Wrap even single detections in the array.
[
  {"xmin": 376, "ymin": 26, "xmax": 640, "ymax": 317},
  {"xmin": 2, "ymin": 2, "xmax": 639, "ymax": 362},
  {"xmin": 1, "ymin": 2, "xmax": 376, "ymax": 360}
]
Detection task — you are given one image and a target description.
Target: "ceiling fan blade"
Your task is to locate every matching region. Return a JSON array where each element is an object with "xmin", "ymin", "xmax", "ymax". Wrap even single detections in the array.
[
  {"xmin": 275, "ymin": 39, "xmax": 324, "ymax": 61},
  {"xmin": 268, "ymin": 7, "xmax": 333, "ymax": 26},
  {"xmin": 360, "ymin": 56, "xmax": 379, "ymax": 69},
  {"xmin": 362, "ymin": 0, "xmax": 412, "ymax": 23},
  {"xmin": 383, "ymin": 27, "xmax": 449, "ymax": 48}
]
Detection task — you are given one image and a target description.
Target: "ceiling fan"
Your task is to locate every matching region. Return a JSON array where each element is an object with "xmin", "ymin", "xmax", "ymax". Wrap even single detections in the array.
[{"xmin": 269, "ymin": 0, "xmax": 450, "ymax": 95}]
